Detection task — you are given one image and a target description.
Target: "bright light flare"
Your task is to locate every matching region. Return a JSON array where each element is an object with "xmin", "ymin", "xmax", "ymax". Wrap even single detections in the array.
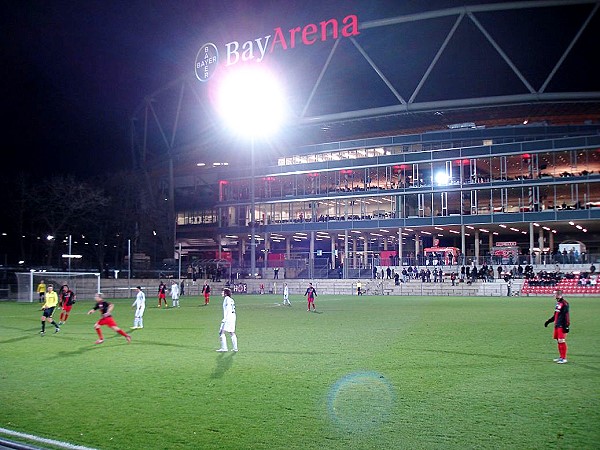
[
  {"xmin": 215, "ymin": 66, "xmax": 286, "ymax": 137},
  {"xmin": 434, "ymin": 172, "xmax": 449, "ymax": 185}
]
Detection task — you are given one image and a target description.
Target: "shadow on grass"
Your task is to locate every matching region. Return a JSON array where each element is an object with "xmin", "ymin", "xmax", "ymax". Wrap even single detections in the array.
[
  {"xmin": 0, "ymin": 335, "xmax": 37, "ymax": 344},
  {"xmin": 417, "ymin": 348, "xmax": 600, "ymax": 371},
  {"xmin": 210, "ymin": 352, "xmax": 235, "ymax": 379},
  {"xmin": 0, "ymin": 326, "xmax": 64, "ymax": 344}
]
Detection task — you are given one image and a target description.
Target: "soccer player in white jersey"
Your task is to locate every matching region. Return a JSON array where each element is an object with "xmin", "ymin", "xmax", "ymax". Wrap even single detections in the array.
[
  {"xmin": 282, "ymin": 283, "xmax": 291, "ymax": 306},
  {"xmin": 217, "ymin": 288, "xmax": 238, "ymax": 352},
  {"xmin": 170, "ymin": 280, "xmax": 180, "ymax": 307},
  {"xmin": 132, "ymin": 286, "xmax": 146, "ymax": 329}
]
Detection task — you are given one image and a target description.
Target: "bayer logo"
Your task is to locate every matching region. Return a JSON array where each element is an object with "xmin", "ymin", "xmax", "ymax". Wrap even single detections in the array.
[{"xmin": 195, "ymin": 43, "xmax": 218, "ymax": 82}]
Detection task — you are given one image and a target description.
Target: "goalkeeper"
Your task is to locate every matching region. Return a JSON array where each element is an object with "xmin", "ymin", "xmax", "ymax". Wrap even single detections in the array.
[{"xmin": 544, "ymin": 290, "xmax": 570, "ymax": 364}]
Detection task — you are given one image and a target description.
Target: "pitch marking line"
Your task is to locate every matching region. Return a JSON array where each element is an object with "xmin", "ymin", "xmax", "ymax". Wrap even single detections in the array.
[{"xmin": 0, "ymin": 427, "xmax": 98, "ymax": 450}]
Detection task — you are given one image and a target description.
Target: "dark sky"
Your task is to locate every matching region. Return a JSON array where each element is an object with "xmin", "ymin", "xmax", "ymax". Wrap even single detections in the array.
[{"xmin": 3, "ymin": 0, "xmax": 574, "ymax": 177}]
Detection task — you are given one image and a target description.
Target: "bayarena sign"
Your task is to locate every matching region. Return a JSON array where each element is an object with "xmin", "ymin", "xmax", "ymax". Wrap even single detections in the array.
[{"xmin": 195, "ymin": 14, "xmax": 359, "ymax": 82}]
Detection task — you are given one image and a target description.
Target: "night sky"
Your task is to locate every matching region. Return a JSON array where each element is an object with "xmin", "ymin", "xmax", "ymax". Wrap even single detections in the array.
[{"xmin": 3, "ymin": 0, "xmax": 588, "ymax": 177}]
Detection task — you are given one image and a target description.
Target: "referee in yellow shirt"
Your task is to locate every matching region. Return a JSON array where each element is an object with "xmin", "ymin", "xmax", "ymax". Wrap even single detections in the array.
[
  {"xmin": 37, "ymin": 280, "xmax": 46, "ymax": 303},
  {"xmin": 40, "ymin": 285, "xmax": 60, "ymax": 335}
]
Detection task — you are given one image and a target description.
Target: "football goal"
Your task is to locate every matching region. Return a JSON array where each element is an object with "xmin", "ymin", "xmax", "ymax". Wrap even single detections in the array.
[{"xmin": 16, "ymin": 271, "xmax": 101, "ymax": 303}]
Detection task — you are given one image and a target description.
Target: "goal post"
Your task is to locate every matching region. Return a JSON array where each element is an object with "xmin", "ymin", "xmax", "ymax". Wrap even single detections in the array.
[{"xmin": 16, "ymin": 271, "xmax": 101, "ymax": 303}]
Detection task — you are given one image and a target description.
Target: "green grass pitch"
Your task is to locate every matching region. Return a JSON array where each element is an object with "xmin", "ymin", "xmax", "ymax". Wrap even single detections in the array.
[{"xmin": 1, "ymin": 294, "xmax": 599, "ymax": 449}]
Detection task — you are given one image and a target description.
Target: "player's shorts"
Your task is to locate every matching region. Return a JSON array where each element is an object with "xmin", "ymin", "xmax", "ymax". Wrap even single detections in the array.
[
  {"xmin": 307, "ymin": 297, "xmax": 315, "ymax": 304},
  {"xmin": 158, "ymin": 294, "xmax": 166, "ymax": 299},
  {"xmin": 204, "ymin": 293, "xmax": 210, "ymax": 300},
  {"xmin": 222, "ymin": 318, "xmax": 236, "ymax": 333},
  {"xmin": 553, "ymin": 327, "xmax": 567, "ymax": 340},
  {"xmin": 97, "ymin": 316, "xmax": 117, "ymax": 328},
  {"xmin": 42, "ymin": 307, "xmax": 55, "ymax": 318},
  {"xmin": 62, "ymin": 304, "xmax": 73, "ymax": 313}
]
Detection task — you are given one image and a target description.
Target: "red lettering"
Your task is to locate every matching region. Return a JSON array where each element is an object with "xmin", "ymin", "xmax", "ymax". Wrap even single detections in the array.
[
  {"xmin": 270, "ymin": 27, "xmax": 287, "ymax": 52},
  {"xmin": 302, "ymin": 23, "xmax": 317, "ymax": 45},
  {"xmin": 320, "ymin": 18, "xmax": 338, "ymax": 41},
  {"xmin": 246, "ymin": 15, "xmax": 360, "ymax": 58},
  {"xmin": 341, "ymin": 14, "xmax": 360, "ymax": 37},
  {"xmin": 289, "ymin": 26, "xmax": 301, "ymax": 49}
]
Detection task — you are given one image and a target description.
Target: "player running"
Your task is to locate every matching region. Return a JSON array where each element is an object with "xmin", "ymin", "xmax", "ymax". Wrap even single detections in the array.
[
  {"xmin": 58, "ymin": 284, "xmax": 76, "ymax": 325},
  {"xmin": 87, "ymin": 293, "xmax": 131, "ymax": 344},
  {"xmin": 40, "ymin": 284, "xmax": 60, "ymax": 335}
]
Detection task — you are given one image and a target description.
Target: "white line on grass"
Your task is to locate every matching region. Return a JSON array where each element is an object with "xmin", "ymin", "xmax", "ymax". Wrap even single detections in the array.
[{"xmin": 0, "ymin": 427, "xmax": 98, "ymax": 450}]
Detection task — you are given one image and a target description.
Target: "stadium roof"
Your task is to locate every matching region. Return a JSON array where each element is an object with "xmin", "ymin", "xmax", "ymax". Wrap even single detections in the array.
[{"xmin": 132, "ymin": 0, "xmax": 600, "ymax": 169}]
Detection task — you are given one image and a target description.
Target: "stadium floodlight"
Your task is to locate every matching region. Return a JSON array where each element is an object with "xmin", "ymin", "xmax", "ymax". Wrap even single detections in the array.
[
  {"xmin": 215, "ymin": 64, "xmax": 287, "ymax": 279},
  {"xmin": 215, "ymin": 65, "xmax": 286, "ymax": 137}
]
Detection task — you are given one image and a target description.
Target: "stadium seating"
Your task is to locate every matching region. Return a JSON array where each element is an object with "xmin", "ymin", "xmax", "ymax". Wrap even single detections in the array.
[{"xmin": 521, "ymin": 273, "xmax": 600, "ymax": 295}]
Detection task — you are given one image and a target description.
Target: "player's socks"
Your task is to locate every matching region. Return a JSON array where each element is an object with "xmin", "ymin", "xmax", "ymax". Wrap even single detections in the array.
[
  {"xmin": 52, "ymin": 320, "xmax": 59, "ymax": 328},
  {"xmin": 231, "ymin": 334, "xmax": 238, "ymax": 351},
  {"xmin": 41, "ymin": 321, "xmax": 46, "ymax": 332},
  {"xmin": 559, "ymin": 342, "xmax": 567, "ymax": 359},
  {"xmin": 220, "ymin": 334, "xmax": 227, "ymax": 350},
  {"xmin": 95, "ymin": 328, "xmax": 104, "ymax": 340},
  {"xmin": 117, "ymin": 329, "xmax": 128, "ymax": 337}
]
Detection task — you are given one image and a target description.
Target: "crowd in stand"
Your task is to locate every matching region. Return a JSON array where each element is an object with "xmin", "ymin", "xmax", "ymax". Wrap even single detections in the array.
[{"xmin": 523, "ymin": 264, "xmax": 597, "ymax": 286}]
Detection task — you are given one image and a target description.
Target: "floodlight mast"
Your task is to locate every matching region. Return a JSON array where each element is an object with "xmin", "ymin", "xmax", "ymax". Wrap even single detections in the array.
[
  {"xmin": 250, "ymin": 137, "xmax": 256, "ymax": 279},
  {"xmin": 215, "ymin": 65, "xmax": 286, "ymax": 280}
]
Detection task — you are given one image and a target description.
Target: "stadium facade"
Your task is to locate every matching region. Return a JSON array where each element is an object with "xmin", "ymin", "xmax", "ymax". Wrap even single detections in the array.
[{"xmin": 175, "ymin": 123, "xmax": 600, "ymax": 278}]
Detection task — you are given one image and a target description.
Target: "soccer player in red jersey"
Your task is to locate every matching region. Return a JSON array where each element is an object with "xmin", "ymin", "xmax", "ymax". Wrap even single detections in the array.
[
  {"xmin": 544, "ymin": 289, "xmax": 570, "ymax": 364},
  {"xmin": 58, "ymin": 284, "xmax": 76, "ymax": 325},
  {"xmin": 157, "ymin": 281, "xmax": 168, "ymax": 308},
  {"xmin": 202, "ymin": 281, "xmax": 211, "ymax": 305},
  {"xmin": 87, "ymin": 293, "xmax": 131, "ymax": 344},
  {"xmin": 304, "ymin": 282, "xmax": 317, "ymax": 312}
]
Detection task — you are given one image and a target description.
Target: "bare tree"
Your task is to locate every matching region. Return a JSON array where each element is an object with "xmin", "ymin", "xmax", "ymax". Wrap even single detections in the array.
[{"xmin": 31, "ymin": 176, "xmax": 109, "ymax": 267}]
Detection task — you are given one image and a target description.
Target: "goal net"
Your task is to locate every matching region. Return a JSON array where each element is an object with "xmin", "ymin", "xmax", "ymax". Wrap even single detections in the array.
[{"xmin": 16, "ymin": 271, "xmax": 101, "ymax": 303}]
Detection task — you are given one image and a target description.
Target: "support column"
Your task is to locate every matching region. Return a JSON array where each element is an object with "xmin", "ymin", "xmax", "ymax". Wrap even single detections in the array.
[
  {"xmin": 529, "ymin": 222, "xmax": 535, "ymax": 265},
  {"xmin": 415, "ymin": 233, "xmax": 420, "ymax": 266},
  {"xmin": 264, "ymin": 232, "xmax": 269, "ymax": 272},
  {"xmin": 488, "ymin": 232, "xmax": 493, "ymax": 265},
  {"xmin": 538, "ymin": 227, "xmax": 544, "ymax": 265},
  {"xmin": 352, "ymin": 237, "xmax": 357, "ymax": 268},
  {"xmin": 286, "ymin": 236, "xmax": 291, "ymax": 259},
  {"xmin": 549, "ymin": 231, "xmax": 554, "ymax": 260},
  {"xmin": 474, "ymin": 229, "xmax": 480, "ymax": 265},
  {"xmin": 309, "ymin": 231, "xmax": 315, "ymax": 279},
  {"xmin": 331, "ymin": 235, "xmax": 336, "ymax": 269},
  {"xmin": 461, "ymin": 225, "xmax": 466, "ymax": 265},
  {"xmin": 217, "ymin": 234, "xmax": 222, "ymax": 260},
  {"xmin": 344, "ymin": 230, "xmax": 349, "ymax": 279},
  {"xmin": 363, "ymin": 233, "xmax": 368, "ymax": 267},
  {"xmin": 398, "ymin": 227, "xmax": 403, "ymax": 266},
  {"xmin": 240, "ymin": 238, "xmax": 246, "ymax": 267}
]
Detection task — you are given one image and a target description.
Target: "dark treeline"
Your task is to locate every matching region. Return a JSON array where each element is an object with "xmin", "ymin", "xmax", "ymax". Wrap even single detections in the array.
[{"xmin": 0, "ymin": 170, "xmax": 173, "ymax": 271}]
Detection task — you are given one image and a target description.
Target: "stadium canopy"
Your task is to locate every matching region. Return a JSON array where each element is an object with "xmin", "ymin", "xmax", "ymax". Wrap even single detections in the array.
[{"xmin": 131, "ymin": 0, "xmax": 600, "ymax": 170}]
